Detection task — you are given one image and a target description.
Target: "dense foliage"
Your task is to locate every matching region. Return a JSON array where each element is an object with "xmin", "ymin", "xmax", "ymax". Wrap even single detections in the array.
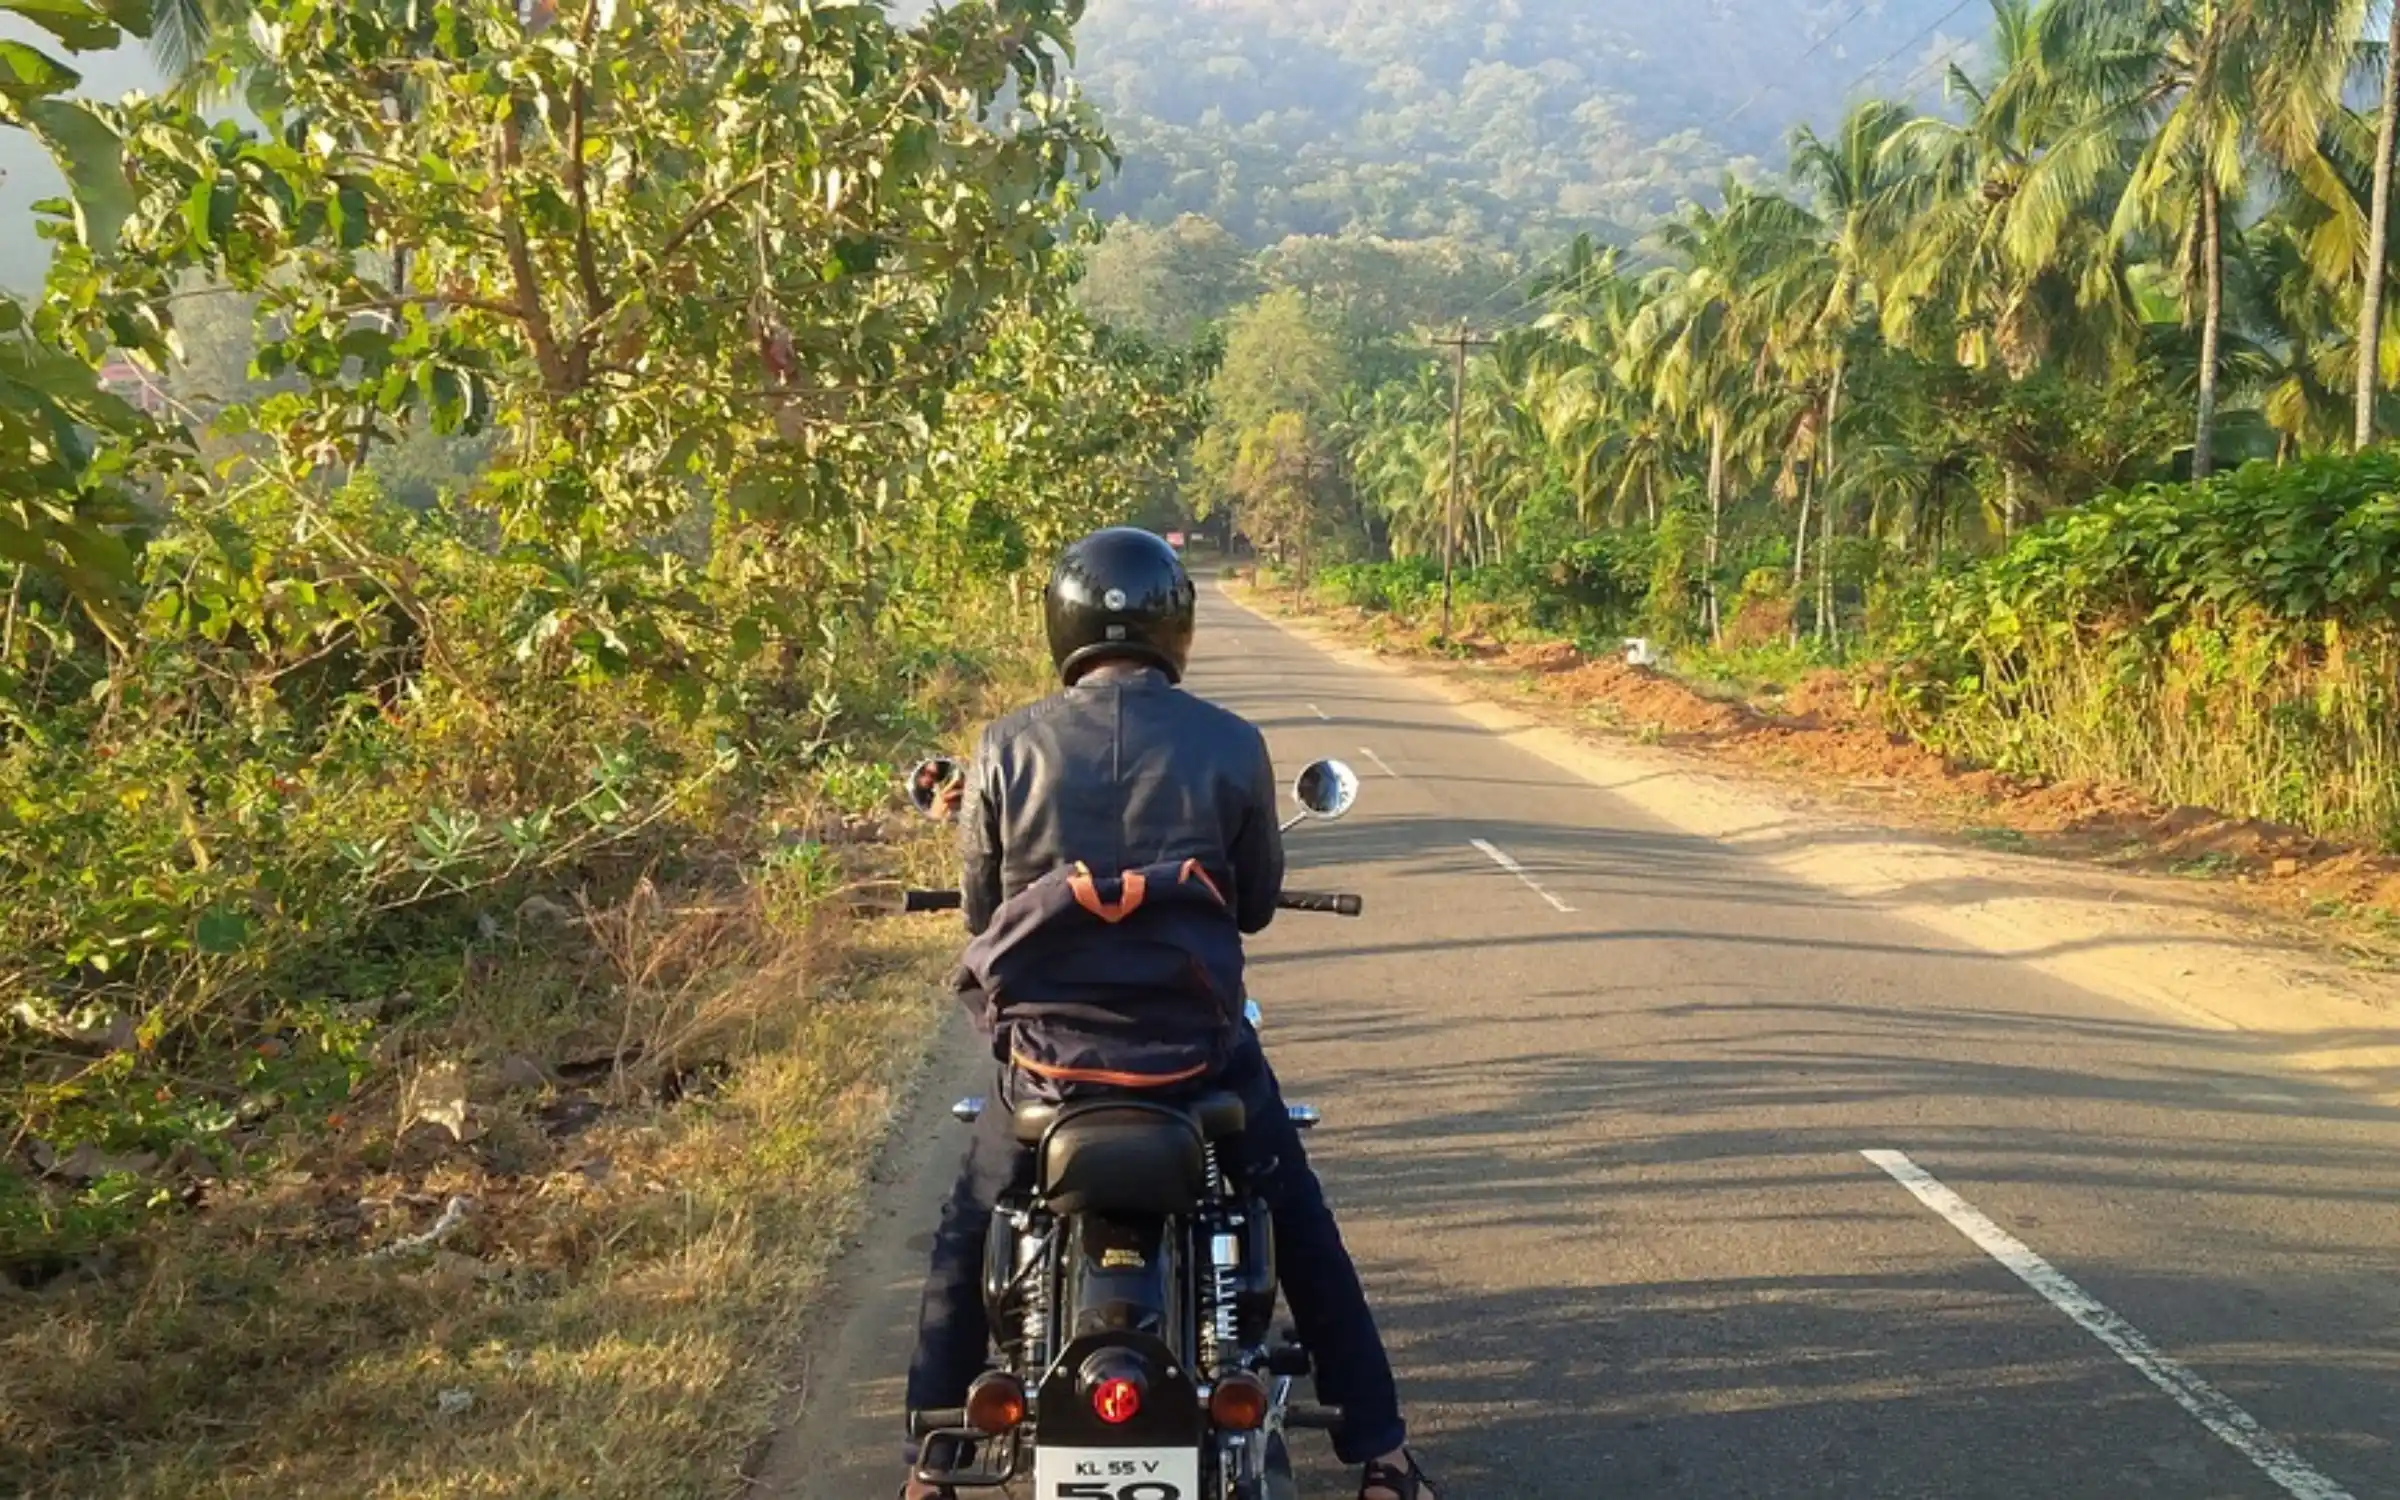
[
  {"xmin": 1886, "ymin": 455, "xmax": 2400, "ymax": 844},
  {"xmin": 1069, "ymin": 0, "xmax": 1985, "ymax": 246},
  {"xmin": 0, "ymin": 0, "xmax": 1207, "ymax": 1255}
]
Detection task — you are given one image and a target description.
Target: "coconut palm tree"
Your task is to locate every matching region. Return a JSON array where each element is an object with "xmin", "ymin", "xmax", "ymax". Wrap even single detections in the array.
[
  {"xmin": 2034, "ymin": 0, "xmax": 2368, "ymax": 476},
  {"xmin": 2359, "ymin": 2, "xmax": 2400, "ymax": 447},
  {"xmin": 1624, "ymin": 185, "xmax": 1808, "ymax": 640},
  {"xmin": 1530, "ymin": 248, "xmax": 1682, "ymax": 529},
  {"xmin": 1879, "ymin": 0, "xmax": 2146, "ymax": 385}
]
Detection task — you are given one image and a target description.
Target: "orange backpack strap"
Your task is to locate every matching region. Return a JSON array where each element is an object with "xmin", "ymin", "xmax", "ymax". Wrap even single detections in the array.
[
  {"xmin": 1009, "ymin": 1050, "xmax": 1211, "ymax": 1090},
  {"xmin": 1068, "ymin": 863, "xmax": 1149, "ymax": 923},
  {"xmin": 1178, "ymin": 859, "xmax": 1226, "ymax": 904}
]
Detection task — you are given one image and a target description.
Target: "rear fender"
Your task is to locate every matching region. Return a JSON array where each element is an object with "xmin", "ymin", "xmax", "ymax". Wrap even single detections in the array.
[
  {"xmin": 1061, "ymin": 1211, "xmax": 1186, "ymax": 1344},
  {"xmin": 1035, "ymin": 1213, "xmax": 1202, "ymax": 1449}
]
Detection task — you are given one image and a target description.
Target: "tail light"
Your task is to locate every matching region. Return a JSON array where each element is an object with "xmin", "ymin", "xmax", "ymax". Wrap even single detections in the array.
[
  {"xmin": 1092, "ymin": 1378, "xmax": 1143, "ymax": 1425},
  {"xmin": 964, "ymin": 1372, "xmax": 1027, "ymax": 1435},
  {"xmin": 1208, "ymin": 1371, "xmax": 1269, "ymax": 1432}
]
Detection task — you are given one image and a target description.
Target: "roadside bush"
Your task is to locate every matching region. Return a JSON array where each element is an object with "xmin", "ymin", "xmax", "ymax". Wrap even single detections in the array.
[
  {"xmin": 1723, "ymin": 567, "xmax": 1795, "ymax": 647},
  {"xmin": 1883, "ymin": 451, "xmax": 2400, "ymax": 848},
  {"xmin": 0, "ymin": 464, "xmax": 1058, "ymax": 1261},
  {"xmin": 1312, "ymin": 558, "xmax": 1444, "ymax": 614}
]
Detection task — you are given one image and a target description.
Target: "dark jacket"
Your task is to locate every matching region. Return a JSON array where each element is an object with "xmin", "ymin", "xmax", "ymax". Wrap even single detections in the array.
[{"xmin": 953, "ymin": 663, "xmax": 1285, "ymax": 1094}]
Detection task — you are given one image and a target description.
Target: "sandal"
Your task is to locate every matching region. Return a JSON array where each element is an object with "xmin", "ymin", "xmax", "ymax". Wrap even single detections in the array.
[{"xmin": 1360, "ymin": 1449, "xmax": 1441, "ymax": 1500}]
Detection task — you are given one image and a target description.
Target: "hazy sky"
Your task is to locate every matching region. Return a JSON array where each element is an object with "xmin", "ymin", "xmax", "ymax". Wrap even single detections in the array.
[{"xmin": 0, "ymin": 21, "xmax": 163, "ymax": 292}]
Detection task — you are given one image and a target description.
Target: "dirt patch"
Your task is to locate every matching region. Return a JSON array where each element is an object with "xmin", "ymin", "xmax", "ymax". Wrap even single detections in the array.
[
  {"xmin": 1549, "ymin": 657, "xmax": 1755, "ymax": 737},
  {"xmin": 1504, "ymin": 640, "xmax": 1584, "ymax": 675},
  {"xmin": 1783, "ymin": 669, "xmax": 1870, "ymax": 727}
]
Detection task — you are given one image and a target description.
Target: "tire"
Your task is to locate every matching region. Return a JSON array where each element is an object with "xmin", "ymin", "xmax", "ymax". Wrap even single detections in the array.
[{"xmin": 1219, "ymin": 1433, "xmax": 1299, "ymax": 1500}]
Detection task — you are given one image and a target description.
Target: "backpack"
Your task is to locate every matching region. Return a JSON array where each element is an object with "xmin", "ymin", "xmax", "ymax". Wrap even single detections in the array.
[{"xmin": 953, "ymin": 857, "xmax": 1246, "ymax": 1100}]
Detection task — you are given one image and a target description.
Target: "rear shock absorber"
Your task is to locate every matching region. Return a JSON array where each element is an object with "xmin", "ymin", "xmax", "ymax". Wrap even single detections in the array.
[
  {"xmin": 1016, "ymin": 1216, "xmax": 1056, "ymax": 1374},
  {"xmin": 1199, "ymin": 1144, "xmax": 1240, "ymax": 1377}
]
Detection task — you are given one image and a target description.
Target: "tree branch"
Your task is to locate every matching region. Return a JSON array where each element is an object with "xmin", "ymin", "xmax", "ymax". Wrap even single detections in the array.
[
  {"xmin": 495, "ymin": 116, "xmax": 571, "ymax": 390},
  {"xmin": 566, "ymin": 0, "xmax": 609, "ymax": 331},
  {"xmin": 655, "ymin": 168, "xmax": 773, "ymax": 263}
]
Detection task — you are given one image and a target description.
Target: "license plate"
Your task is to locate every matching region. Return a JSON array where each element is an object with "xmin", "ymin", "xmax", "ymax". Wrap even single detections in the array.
[{"xmin": 1033, "ymin": 1445, "xmax": 1201, "ymax": 1500}]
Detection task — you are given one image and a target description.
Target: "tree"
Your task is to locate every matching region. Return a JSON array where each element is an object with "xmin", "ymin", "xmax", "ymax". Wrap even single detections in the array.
[
  {"xmin": 0, "ymin": 0, "xmax": 191, "ymax": 631},
  {"xmin": 1879, "ymin": 1, "xmax": 2145, "ymax": 384},
  {"xmin": 1625, "ymin": 185, "xmax": 1807, "ymax": 640},
  {"xmin": 2360, "ymin": 1, "xmax": 2400, "ymax": 447},
  {"xmin": 1777, "ymin": 100, "xmax": 1914, "ymax": 638},
  {"xmin": 1195, "ymin": 288, "xmax": 1356, "ymax": 551},
  {"xmin": 1532, "ymin": 242, "xmax": 1681, "ymax": 529},
  {"xmin": 2037, "ymin": 0, "xmax": 2367, "ymax": 476},
  {"xmin": 1076, "ymin": 214, "xmax": 1260, "ymax": 343}
]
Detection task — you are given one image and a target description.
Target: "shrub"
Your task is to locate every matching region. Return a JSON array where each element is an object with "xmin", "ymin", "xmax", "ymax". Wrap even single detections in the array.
[{"xmin": 1882, "ymin": 452, "xmax": 2400, "ymax": 847}]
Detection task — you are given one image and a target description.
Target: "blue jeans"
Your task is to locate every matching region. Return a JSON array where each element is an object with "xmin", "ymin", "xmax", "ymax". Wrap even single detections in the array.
[{"xmin": 905, "ymin": 1032, "xmax": 1408, "ymax": 1466}]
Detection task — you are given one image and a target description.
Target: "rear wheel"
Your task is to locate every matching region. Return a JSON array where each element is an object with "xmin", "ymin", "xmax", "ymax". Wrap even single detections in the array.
[{"xmin": 1217, "ymin": 1432, "xmax": 1298, "ymax": 1500}]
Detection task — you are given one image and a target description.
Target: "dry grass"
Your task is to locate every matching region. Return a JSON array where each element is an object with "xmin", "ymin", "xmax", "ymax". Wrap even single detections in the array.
[
  {"xmin": 1, "ymin": 865, "xmax": 959, "ymax": 1499},
  {"xmin": 1, "ymin": 597, "xmax": 1049, "ymax": 1498}
]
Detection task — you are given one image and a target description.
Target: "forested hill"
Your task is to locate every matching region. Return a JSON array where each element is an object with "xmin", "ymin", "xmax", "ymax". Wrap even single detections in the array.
[{"xmin": 1068, "ymin": 0, "xmax": 1985, "ymax": 246}]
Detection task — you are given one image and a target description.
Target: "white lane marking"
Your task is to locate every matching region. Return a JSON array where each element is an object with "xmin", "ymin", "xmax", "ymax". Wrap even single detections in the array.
[
  {"xmin": 1470, "ymin": 838, "xmax": 1576, "ymax": 914},
  {"xmin": 1308, "ymin": 702, "xmax": 1331, "ymax": 721},
  {"xmin": 1362, "ymin": 747, "xmax": 1400, "ymax": 779},
  {"xmin": 1863, "ymin": 1150, "xmax": 2356, "ymax": 1500}
]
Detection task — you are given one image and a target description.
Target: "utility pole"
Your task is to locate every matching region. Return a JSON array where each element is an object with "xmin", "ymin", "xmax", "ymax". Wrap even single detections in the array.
[{"xmin": 1435, "ymin": 324, "xmax": 1493, "ymax": 640}]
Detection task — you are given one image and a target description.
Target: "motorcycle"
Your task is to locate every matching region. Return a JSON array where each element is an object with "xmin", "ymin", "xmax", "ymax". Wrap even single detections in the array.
[{"xmin": 894, "ymin": 754, "xmax": 1367, "ymax": 1500}]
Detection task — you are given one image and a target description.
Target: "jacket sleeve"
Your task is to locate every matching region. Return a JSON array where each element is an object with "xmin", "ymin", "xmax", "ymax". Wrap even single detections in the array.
[
  {"xmin": 959, "ymin": 725, "xmax": 1005, "ymax": 936},
  {"xmin": 1232, "ymin": 725, "xmax": 1285, "ymax": 935}
]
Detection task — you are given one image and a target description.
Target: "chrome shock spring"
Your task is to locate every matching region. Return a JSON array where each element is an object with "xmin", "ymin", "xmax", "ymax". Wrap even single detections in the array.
[
  {"xmin": 1017, "ymin": 1217, "xmax": 1054, "ymax": 1372},
  {"xmin": 1200, "ymin": 1144, "xmax": 1240, "ymax": 1377}
]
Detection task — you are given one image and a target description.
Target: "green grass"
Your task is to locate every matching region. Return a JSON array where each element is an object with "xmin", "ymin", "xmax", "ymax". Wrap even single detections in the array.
[{"xmin": 2, "ymin": 619, "xmax": 1052, "ymax": 1498}]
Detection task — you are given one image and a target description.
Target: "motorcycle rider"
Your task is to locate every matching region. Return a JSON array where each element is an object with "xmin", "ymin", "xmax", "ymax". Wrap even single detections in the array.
[{"xmin": 902, "ymin": 527, "xmax": 1436, "ymax": 1500}]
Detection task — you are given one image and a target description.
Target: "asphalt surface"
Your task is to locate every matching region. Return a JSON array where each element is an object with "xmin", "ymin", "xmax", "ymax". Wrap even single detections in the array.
[{"xmin": 765, "ymin": 587, "xmax": 2400, "ymax": 1500}]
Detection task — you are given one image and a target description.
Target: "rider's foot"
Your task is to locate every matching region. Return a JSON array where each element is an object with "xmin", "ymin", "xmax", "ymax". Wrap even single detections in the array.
[
  {"xmin": 898, "ymin": 1478, "xmax": 950, "ymax": 1500},
  {"xmin": 1360, "ymin": 1447, "xmax": 1439, "ymax": 1500}
]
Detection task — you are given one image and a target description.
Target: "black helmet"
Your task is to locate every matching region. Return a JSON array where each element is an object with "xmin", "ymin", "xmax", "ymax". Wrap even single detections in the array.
[{"xmin": 1045, "ymin": 527, "xmax": 1197, "ymax": 684}]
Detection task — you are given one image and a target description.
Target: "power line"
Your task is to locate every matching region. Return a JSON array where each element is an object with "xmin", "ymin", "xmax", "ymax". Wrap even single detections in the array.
[
  {"xmin": 1853, "ymin": 0, "xmax": 1982, "ymax": 93},
  {"xmin": 1722, "ymin": 0, "xmax": 1885, "ymax": 130},
  {"xmin": 1888, "ymin": 34, "xmax": 1983, "ymax": 105}
]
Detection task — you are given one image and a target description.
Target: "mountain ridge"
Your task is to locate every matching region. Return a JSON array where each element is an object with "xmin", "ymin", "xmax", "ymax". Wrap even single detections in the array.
[{"xmin": 1068, "ymin": 0, "xmax": 1986, "ymax": 245}]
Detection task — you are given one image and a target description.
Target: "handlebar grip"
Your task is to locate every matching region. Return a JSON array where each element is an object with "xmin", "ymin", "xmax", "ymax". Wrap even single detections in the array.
[
  {"xmin": 902, "ymin": 890, "xmax": 963, "ymax": 913},
  {"xmin": 1279, "ymin": 890, "xmax": 1364, "ymax": 916}
]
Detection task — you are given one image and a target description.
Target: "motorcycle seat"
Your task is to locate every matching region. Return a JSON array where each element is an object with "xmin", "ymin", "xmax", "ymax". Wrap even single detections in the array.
[{"xmin": 1018, "ymin": 1094, "xmax": 1247, "ymax": 1216}]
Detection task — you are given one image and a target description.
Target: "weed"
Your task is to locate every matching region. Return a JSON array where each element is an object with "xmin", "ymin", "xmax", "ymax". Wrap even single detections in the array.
[{"xmin": 1965, "ymin": 826, "xmax": 2034, "ymax": 851}]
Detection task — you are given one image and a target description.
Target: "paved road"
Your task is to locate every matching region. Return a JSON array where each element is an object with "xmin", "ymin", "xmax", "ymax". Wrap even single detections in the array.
[{"xmin": 768, "ymin": 587, "xmax": 2400, "ymax": 1500}]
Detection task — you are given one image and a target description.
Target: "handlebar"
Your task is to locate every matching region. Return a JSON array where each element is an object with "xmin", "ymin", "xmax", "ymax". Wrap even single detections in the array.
[
  {"xmin": 1278, "ymin": 890, "xmax": 1365, "ymax": 916},
  {"xmin": 894, "ymin": 889, "xmax": 1363, "ymax": 916}
]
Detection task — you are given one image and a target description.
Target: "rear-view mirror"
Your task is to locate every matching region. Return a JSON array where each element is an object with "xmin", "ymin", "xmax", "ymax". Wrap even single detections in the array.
[
  {"xmin": 906, "ymin": 757, "xmax": 961, "ymax": 818},
  {"xmin": 1292, "ymin": 758, "xmax": 1360, "ymax": 821}
]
